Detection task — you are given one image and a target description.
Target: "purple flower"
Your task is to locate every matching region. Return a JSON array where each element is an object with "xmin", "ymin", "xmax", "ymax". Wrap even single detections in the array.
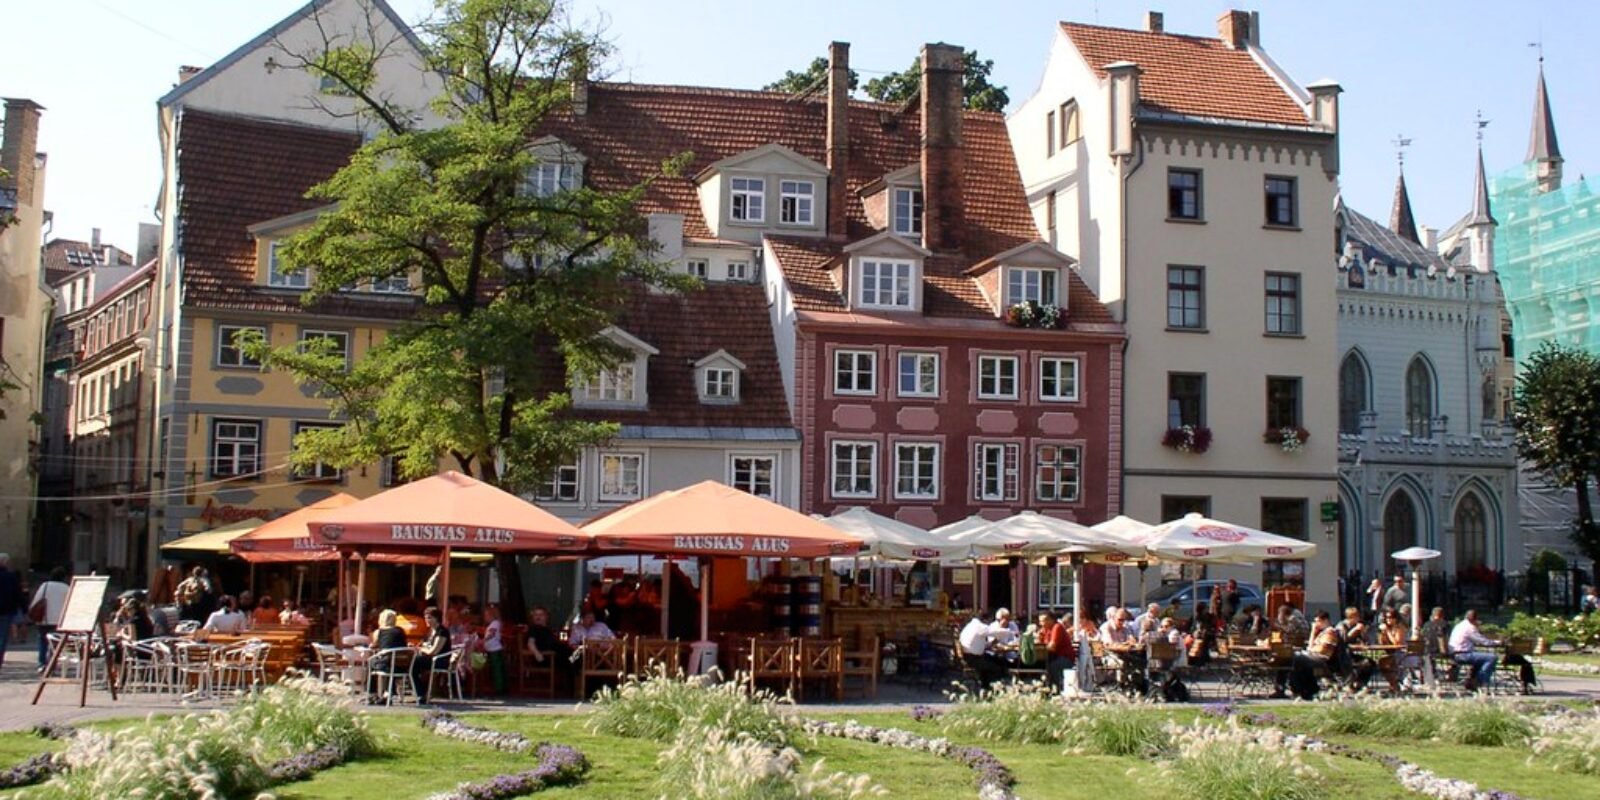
[
  {"xmin": 909, "ymin": 705, "xmax": 945, "ymax": 723},
  {"xmin": 1200, "ymin": 701, "xmax": 1236, "ymax": 719},
  {"xmin": 0, "ymin": 752, "xmax": 62, "ymax": 790},
  {"xmin": 428, "ymin": 744, "xmax": 591, "ymax": 800},
  {"xmin": 267, "ymin": 743, "xmax": 348, "ymax": 782}
]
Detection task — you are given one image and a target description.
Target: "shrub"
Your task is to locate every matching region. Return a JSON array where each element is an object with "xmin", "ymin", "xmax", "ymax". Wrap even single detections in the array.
[
  {"xmin": 939, "ymin": 682, "xmax": 1071, "ymax": 745},
  {"xmin": 1059, "ymin": 696, "xmax": 1170, "ymax": 757},
  {"xmin": 233, "ymin": 673, "xmax": 376, "ymax": 759},
  {"xmin": 1150, "ymin": 720, "xmax": 1322, "ymax": 800},
  {"xmin": 1438, "ymin": 702, "xmax": 1533, "ymax": 747},
  {"xmin": 657, "ymin": 723, "xmax": 884, "ymax": 800},
  {"xmin": 586, "ymin": 667, "xmax": 792, "ymax": 745},
  {"xmin": 1530, "ymin": 711, "xmax": 1600, "ymax": 775}
]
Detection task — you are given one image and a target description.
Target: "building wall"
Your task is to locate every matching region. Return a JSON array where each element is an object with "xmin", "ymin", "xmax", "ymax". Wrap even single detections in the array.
[
  {"xmin": 536, "ymin": 440, "xmax": 801, "ymax": 525},
  {"xmin": 0, "ymin": 136, "xmax": 49, "ymax": 570}
]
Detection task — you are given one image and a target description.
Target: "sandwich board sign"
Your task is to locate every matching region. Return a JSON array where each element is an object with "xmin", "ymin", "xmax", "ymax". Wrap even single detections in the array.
[{"xmin": 31, "ymin": 575, "xmax": 118, "ymax": 707}]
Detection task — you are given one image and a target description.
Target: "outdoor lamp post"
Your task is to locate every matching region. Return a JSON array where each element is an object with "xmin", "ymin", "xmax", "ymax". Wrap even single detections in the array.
[{"xmin": 1391, "ymin": 546, "xmax": 1441, "ymax": 638}]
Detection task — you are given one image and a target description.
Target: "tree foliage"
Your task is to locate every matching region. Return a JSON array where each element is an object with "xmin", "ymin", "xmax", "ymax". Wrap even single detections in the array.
[
  {"xmin": 762, "ymin": 56, "xmax": 857, "ymax": 95},
  {"xmin": 862, "ymin": 51, "xmax": 1009, "ymax": 112},
  {"xmin": 1513, "ymin": 342, "xmax": 1600, "ymax": 562}
]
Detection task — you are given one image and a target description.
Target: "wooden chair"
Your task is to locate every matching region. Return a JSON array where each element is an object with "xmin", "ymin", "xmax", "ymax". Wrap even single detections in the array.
[
  {"xmin": 512, "ymin": 626, "xmax": 558, "ymax": 698},
  {"xmin": 632, "ymin": 638, "xmax": 683, "ymax": 677},
  {"xmin": 841, "ymin": 635, "xmax": 879, "ymax": 699},
  {"xmin": 578, "ymin": 637, "xmax": 628, "ymax": 699},
  {"xmin": 798, "ymin": 638, "xmax": 844, "ymax": 701},
  {"xmin": 747, "ymin": 638, "xmax": 797, "ymax": 697}
]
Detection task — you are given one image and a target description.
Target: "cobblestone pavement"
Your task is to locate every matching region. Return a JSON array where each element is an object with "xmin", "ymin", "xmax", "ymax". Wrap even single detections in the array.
[{"xmin": 2, "ymin": 641, "xmax": 1596, "ymax": 732}]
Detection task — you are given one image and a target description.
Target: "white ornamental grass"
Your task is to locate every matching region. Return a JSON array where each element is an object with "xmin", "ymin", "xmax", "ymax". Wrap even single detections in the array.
[
  {"xmin": 1529, "ymin": 710, "xmax": 1600, "ymax": 775},
  {"xmin": 1149, "ymin": 719, "xmax": 1321, "ymax": 800},
  {"xmin": 657, "ymin": 723, "xmax": 884, "ymax": 800},
  {"xmin": 585, "ymin": 666, "xmax": 793, "ymax": 745}
]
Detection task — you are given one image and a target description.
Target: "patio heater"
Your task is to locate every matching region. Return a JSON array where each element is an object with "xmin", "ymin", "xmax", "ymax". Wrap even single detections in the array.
[
  {"xmin": 1059, "ymin": 545, "xmax": 1096, "ymax": 695},
  {"xmin": 1390, "ymin": 546, "xmax": 1441, "ymax": 638}
]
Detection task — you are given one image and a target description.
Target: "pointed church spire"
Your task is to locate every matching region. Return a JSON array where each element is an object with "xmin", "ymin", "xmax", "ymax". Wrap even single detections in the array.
[
  {"xmin": 1527, "ymin": 63, "xmax": 1562, "ymax": 164},
  {"xmin": 1467, "ymin": 145, "xmax": 1495, "ymax": 227},
  {"xmin": 1390, "ymin": 169, "xmax": 1419, "ymax": 243}
]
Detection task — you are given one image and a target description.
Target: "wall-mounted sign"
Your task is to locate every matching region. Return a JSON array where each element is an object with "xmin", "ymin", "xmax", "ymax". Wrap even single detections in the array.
[{"xmin": 198, "ymin": 499, "xmax": 272, "ymax": 526}]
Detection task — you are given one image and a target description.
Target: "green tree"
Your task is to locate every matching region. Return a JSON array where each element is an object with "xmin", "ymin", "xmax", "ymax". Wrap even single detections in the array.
[
  {"xmin": 1513, "ymin": 342, "xmax": 1600, "ymax": 563},
  {"xmin": 763, "ymin": 56, "xmax": 857, "ymax": 95},
  {"xmin": 243, "ymin": 0, "xmax": 691, "ymax": 618},
  {"xmin": 862, "ymin": 51, "xmax": 1009, "ymax": 112}
]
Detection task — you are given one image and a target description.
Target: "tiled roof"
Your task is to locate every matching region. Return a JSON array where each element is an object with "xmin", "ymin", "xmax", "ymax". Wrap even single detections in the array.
[
  {"xmin": 546, "ymin": 82, "xmax": 1110, "ymax": 321},
  {"xmin": 175, "ymin": 109, "xmax": 419, "ymax": 319},
  {"xmin": 1344, "ymin": 208, "xmax": 1450, "ymax": 274},
  {"xmin": 43, "ymin": 238, "xmax": 134, "ymax": 272},
  {"xmin": 550, "ymin": 282, "xmax": 793, "ymax": 430},
  {"xmin": 1060, "ymin": 22, "xmax": 1310, "ymax": 128}
]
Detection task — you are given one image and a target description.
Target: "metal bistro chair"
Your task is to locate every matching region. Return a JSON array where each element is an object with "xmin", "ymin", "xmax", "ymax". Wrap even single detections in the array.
[
  {"xmin": 578, "ymin": 638, "xmax": 629, "ymax": 699},
  {"xmin": 216, "ymin": 641, "xmax": 271, "ymax": 694},
  {"xmin": 369, "ymin": 646, "xmax": 419, "ymax": 706},
  {"xmin": 747, "ymin": 638, "xmax": 798, "ymax": 698},
  {"xmin": 426, "ymin": 648, "xmax": 466, "ymax": 703},
  {"xmin": 120, "ymin": 640, "xmax": 174, "ymax": 695},
  {"xmin": 173, "ymin": 641, "xmax": 221, "ymax": 700},
  {"xmin": 311, "ymin": 642, "xmax": 347, "ymax": 684}
]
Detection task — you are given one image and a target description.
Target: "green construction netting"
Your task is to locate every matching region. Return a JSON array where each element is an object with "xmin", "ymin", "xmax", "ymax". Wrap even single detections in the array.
[{"xmin": 1493, "ymin": 164, "xmax": 1600, "ymax": 365}]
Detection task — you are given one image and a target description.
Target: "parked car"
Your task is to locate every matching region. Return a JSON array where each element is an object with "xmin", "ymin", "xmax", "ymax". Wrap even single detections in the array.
[{"xmin": 1142, "ymin": 580, "xmax": 1264, "ymax": 616}]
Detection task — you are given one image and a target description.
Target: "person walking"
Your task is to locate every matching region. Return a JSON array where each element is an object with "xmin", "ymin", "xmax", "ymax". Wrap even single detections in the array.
[
  {"xmin": 30, "ymin": 568, "xmax": 70, "ymax": 670},
  {"xmin": 0, "ymin": 555, "xmax": 24, "ymax": 668}
]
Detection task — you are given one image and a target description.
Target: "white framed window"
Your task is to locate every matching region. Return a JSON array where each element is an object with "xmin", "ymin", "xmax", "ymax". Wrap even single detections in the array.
[
  {"xmin": 1034, "ymin": 444, "xmax": 1081, "ymax": 503},
  {"xmin": 894, "ymin": 442, "xmax": 940, "ymax": 500},
  {"xmin": 1006, "ymin": 267, "xmax": 1058, "ymax": 306},
  {"xmin": 892, "ymin": 187, "xmax": 923, "ymax": 237},
  {"xmin": 380, "ymin": 454, "xmax": 412, "ymax": 488},
  {"xmin": 1038, "ymin": 564, "xmax": 1075, "ymax": 610},
  {"xmin": 779, "ymin": 180, "xmax": 814, "ymax": 225},
  {"xmin": 726, "ymin": 261, "xmax": 750, "ymax": 282},
  {"xmin": 216, "ymin": 324, "xmax": 266, "ymax": 368},
  {"xmin": 291, "ymin": 421, "xmax": 342, "ymax": 481},
  {"xmin": 370, "ymin": 274, "xmax": 411, "ymax": 294},
  {"xmin": 267, "ymin": 242, "xmax": 310, "ymax": 289},
  {"xmin": 686, "ymin": 259, "xmax": 708, "ymax": 279},
  {"xmin": 730, "ymin": 177, "xmax": 765, "ymax": 222},
  {"xmin": 1038, "ymin": 357, "xmax": 1079, "ymax": 402},
  {"xmin": 897, "ymin": 352, "xmax": 939, "ymax": 398},
  {"xmin": 534, "ymin": 458, "xmax": 581, "ymax": 502},
  {"xmin": 858, "ymin": 259, "xmax": 915, "ymax": 308},
  {"xmin": 831, "ymin": 440, "xmax": 877, "ymax": 498},
  {"xmin": 299, "ymin": 329, "xmax": 350, "ymax": 364},
  {"xmin": 703, "ymin": 366, "xmax": 738, "ymax": 401},
  {"xmin": 974, "ymin": 442, "xmax": 1020, "ymax": 502},
  {"xmin": 599, "ymin": 452, "xmax": 645, "ymax": 501},
  {"xmin": 729, "ymin": 454, "xmax": 777, "ymax": 499},
  {"xmin": 977, "ymin": 355, "xmax": 1019, "ymax": 400},
  {"xmin": 833, "ymin": 350, "xmax": 877, "ymax": 395},
  {"xmin": 524, "ymin": 162, "xmax": 576, "ymax": 197},
  {"xmin": 210, "ymin": 418, "xmax": 261, "ymax": 479},
  {"xmin": 575, "ymin": 361, "xmax": 638, "ymax": 404}
]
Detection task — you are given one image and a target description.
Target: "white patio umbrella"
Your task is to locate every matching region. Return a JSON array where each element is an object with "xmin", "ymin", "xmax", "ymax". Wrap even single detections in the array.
[
  {"xmin": 1141, "ymin": 513, "xmax": 1319, "ymax": 613},
  {"xmin": 1091, "ymin": 515, "xmax": 1158, "ymax": 604},
  {"xmin": 930, "ymin": 514, "xmax": 1005, "ymax": 609},
  {"xmin": 820, "ymin": 507, "xmax": 949, "ymax": 560},
  {"xmin": 1391, "ymin": 546, "xmax": 1441, "ymax": 639}
]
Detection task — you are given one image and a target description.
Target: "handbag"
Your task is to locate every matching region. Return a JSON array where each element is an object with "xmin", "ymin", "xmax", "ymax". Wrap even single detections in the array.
[{"xmin": 27, "ymin": 595, "xmax": 47, "ymax": 624}]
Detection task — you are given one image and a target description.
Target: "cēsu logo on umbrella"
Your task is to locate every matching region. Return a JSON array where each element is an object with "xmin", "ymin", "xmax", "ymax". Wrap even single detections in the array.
[
  {"xmin": 321, "ymin": 524, "xmax": 345, "ymax": 542},
  {"xmin": 1192, "ymin": 525, "xmax": 1247, "ymax": 543}
]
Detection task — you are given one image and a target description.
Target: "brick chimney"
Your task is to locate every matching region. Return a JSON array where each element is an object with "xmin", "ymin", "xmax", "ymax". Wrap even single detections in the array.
[
  {"xmin": 1, "ymin": 98, "xmax": 43, "ymax": 207},
  {"xmin": 920, "ymin": 43, "xmax": 965, "ymax": 253},
  {"xmin": 1217, "ymin": 10, "xmax": 1254, "ymax": 49},
  {"xmin": 568, "ymin": 47, "xmax": 590, "ymax": 116},
  {"xmin": 177, "ymin": 66, "xmax": 203, "ymax": 84},
  {"xmin": 1145, "ymin": 11, "xmax": 1164, "ymax": 33},
  {"xmin": 826, "ymin": 42, "xmax": 851, "ymax": 240}
]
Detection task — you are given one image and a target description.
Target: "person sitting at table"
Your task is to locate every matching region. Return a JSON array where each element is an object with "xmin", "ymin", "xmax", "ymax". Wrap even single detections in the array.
[
  {"xmin": 1272, "ymin": 604, "xmax": 1309, "ymax": 642},
  {"xmin": 958, "ymin": 611, "xmax": 1008, "ymax": 689},
  {"xmin": 568, "ymin": 608, "xmax": 615, "ymax": 649},
  {"xmin": 411, "ymin": 608, "xmax": 452, "ymax": 704},
  {"xmin": 585, "ymin": 579, "xmax": 610, "ymax": 624},
  {"xmin": 1376, "ymin": 609, "xmax": 1414, "ymax": 693},
  {"xmin": 202, "ymin": 595, "xmax": 246, "ymax": 634},
  {"xmin": 1448, "ymin": 609, "xmax": 1500, "ymax": 693},
  {"xmin": 252, "ymin": 596, "xmax": 279, "ymax": 627},
  {"xmin": 1133, "ymin": 603, "xmax": 1162, "ymax": 634},
  {"xmin": 1582, "ymin": 585, "xmax": 1600, "ymax": 614},
  {"xmin": 524, "ymin": 606, "xmax": 573, "ymax": 668},
  {"xmin": 482, "ymin": 603, "xmax": 506, "ymax": 695},
  {"xmin": 112, "ymin": 594, "xmax": 155, "ymax": 643},
  {"xmin": 1287, "ymin": 610, "xmax": 1339, "ymax": 700},
  {"xmin": 278, "ymin": 599, "xmax": 310, "ymax": 626},
  {"xmin": 1335, "ymin": 606, "xmax": 1379, "ymax": 690},
  {"xmin": 1099, "ymin": 607, "xmax": 1134, "ymax": 646},
  {"xmin": 1231, "ymin": 605, "xmax": 1270, "ymax": 642},
  {"xmin": 366, "ymin": 609, "xmax": 409, "ymax": 698},
  {"xmin": 1036, "ymin": 612, "xmax": 1072, "ymax": 689},
  {"xmin": 987, "ymin": 608, "xmax": 1021, "ymax": 657},
  {"xmin": 175, "ymin": 566, "xmax": 215, "ymax": 623}
]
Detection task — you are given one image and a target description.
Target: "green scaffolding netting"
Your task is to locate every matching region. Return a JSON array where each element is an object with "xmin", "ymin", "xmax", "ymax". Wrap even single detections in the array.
[{"xmin": 1493, "ymin": 164, "xmax": 1600, "ymax": 364}]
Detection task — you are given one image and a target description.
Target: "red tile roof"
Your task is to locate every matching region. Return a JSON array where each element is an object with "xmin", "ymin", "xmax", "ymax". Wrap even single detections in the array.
[
  {"xmin": 175, "ymin": 109, "xmax": 419, "ymax": 319},
  {"xmin": 1060, "ymin": 22, "xmax": 1310, "ymax": 127},
  {"xmin": 548, "ymin": 282, "xmax": 793, "ymax": 429}
]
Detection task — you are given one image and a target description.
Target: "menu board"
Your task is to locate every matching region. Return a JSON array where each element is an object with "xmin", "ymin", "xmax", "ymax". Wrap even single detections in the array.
[{"xmin": 56, "ymin": 576, "xmax": 110, "ymax": 633}]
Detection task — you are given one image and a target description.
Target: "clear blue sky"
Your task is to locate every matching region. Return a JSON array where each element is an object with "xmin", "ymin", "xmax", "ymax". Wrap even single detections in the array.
[{"xmin": 3, "ymin": 0, "xmax": 1593, "ymax": 250}]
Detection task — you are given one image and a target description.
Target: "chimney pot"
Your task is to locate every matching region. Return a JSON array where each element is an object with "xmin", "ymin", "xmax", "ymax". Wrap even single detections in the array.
[
  {"xmin": 1216, "ymin": 10, "xmax": 1253, "ymax": 49},
  {"xmin": 1145, "ymin": 11, "xmax": 1164, "ymax": 33},
  {"xmin": 177, "ymin": 66, "xmax": 203, "ymax": 85},
  {"xmin": 568, "ymin": 49, "xmax": 590, "ymax": 116},
  {"xmin": 920, "ymin": 43, "xmax": 966, "ymax": 253},
  {"xmin": 91, "ymin": 228, "xmax": 101, "ymax": 249},
  {"xmin": 1, "ymin": 98, "xmax": 44, "ymax": 207},
  {"xmin": 826, "ymin": 42, "xmax": 851, "ymax": 240}
]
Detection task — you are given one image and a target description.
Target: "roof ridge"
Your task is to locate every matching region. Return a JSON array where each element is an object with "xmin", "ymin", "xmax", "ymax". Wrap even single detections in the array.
[
  {"xmin": 591, "ymin": 81, "xmax": 923, "ymax": 114},
  {"xmin": 181, "ymin": 106, "xmax": 364, "ymax": 140},
  {"xmin": 1059, "ymin": 19, "xmax": 1222, "ymax": 45}
]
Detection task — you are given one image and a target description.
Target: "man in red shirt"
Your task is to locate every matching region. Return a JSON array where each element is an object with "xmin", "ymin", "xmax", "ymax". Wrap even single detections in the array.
[{"xmin": 1035, "ymin": 612, "xmax": 1073, "ymax": 691}]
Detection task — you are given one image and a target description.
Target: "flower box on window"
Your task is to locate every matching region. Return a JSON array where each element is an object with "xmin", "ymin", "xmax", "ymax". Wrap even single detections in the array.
[
  {"xmin": 1161, "ymin": 425, "xmax": 1212, "ymax": 454},
  {"xmin": 1003, "ymin": 301, "xmax": 1064, "ymax": 329},
  {"xmin": 1262, "ymin": 426, "xmax": 1310, "ymax": 452}
]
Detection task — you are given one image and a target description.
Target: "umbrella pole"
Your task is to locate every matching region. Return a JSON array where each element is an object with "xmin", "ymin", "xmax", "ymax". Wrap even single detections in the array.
[
  {"xmin": 354, "ymin": 553, "xmax": 368, "ymax": 637},
  {"xmin": 699, "ymin": 557, "xmax": 710, "ymax": 643},
  {"xmin": 661, "ymin": 561, "xmax": 670, "ymax": 637},
  {"xmin": 295, "ymin": 568, "xmax": 304, "ymax": 607},
  {"xmin": 249, "ymin": 563, "xmax": 256, "ymax": 597},
  {"xmin": 336, "ymin": 552, "xmax": 346, "ymax": 631},
  {"xmin": 440, "ymin": 546, "xmax": 452, "ymax": 612}
]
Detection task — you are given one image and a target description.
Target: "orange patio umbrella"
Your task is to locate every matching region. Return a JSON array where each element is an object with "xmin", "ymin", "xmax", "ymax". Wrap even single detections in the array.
[
  {"xmin": 231, "ymin": 492, "xmax": 362, "ymax": 563},
  {"xmin": 306, "ymin": 471, "xmax": 587, "ymax": 553},
  {"xmin": 583, "ymin": 480, "xmax": 864, "ymax": 558}
]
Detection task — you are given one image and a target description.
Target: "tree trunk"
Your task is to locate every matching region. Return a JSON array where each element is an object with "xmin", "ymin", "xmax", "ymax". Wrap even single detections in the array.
[{"xmin": 1576, "ymin": 473, "xmax": 1594, "ymax": 527}]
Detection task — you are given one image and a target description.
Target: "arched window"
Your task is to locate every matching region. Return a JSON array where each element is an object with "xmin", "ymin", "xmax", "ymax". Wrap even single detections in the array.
[
  {"xmin": 1382, "ymin": 491, "xmax": 1418, "ymax": 564},
  {"xmin": 1339, "ymin": 352, "xmax": 1368, "ymax": 434},
  {"xmin": 1454, "ymin": 493, "xmax": 1487, "ymax": 571},
  {"xmin": 1405, "ymin": 357, "xmax": 1434, "ymax": 437}
]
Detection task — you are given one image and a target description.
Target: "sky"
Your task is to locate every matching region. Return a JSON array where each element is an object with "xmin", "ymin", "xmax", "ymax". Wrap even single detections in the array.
[{"xmin": 2, "ymin": 0, "xmax": 1595, "ymax": 250}]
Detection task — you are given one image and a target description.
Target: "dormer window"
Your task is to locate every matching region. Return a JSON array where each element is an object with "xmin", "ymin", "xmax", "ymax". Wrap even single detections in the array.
[
  {"xmin": 859, "ymin": 259, "xmax": 915, "ymax": 309},
  {"xmin": 267, "ymin": 242, "xmax": 309, "ymax": 289},
  {"xmin": 571, "ymin": 326, "xmax": 657, "ymax": 409},
  {"xmin": 525, "ymin": 161, "xmax": 577, "ymax": 197},
  {"xmin": 370, "ymin": 273, "xmax": 412, "ymax": 294},
  {"xmin": 779, "ymin": 180, "xmax": 814, "ymax": 225},
  {"xmin": 892, "ymin": 188, "xmax": 923, "ymax": 237},
  {"xmin": 730, "ymin": 177, "xmax": 765, "ymax": 223},
  {"xmin": 696, "ymin": 349, "xmax": 746, "ymax": 404},
  {"xmin": 1006, "ymin": 267, "xmax": 1059, "ymax": 307},
  {"xmin": 727, "ymin": 260, "xmax": 750, "ymax": 282}
]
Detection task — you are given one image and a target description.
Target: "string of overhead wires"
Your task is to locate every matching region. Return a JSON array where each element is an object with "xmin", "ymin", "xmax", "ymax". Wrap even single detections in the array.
[{"xmin": 0, "ymin": 462, "xmax": 314, "ymax": 502}]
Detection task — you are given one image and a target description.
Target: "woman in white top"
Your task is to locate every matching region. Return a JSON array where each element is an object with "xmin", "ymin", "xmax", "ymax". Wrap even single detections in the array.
[
  {"xmin": 482, "ymin": 604, "xmax": 506, "ymax": 694},
  {"xmin": 31, "ymin": 568, "xmax": 70, "ymax": 668},
  {"xmin": 203, "ymin": 595, "xmax": 247, "ymax": 634}
]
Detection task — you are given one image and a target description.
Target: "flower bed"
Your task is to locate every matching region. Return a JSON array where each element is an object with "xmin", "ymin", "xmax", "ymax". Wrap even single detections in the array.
[
  {"xmin": 800, "ymin": 718, "xmax": 1015, "ymax": 800},
  {"xmin": 0, "ymin": 752, "xmax": 64, "ymax": 791},
  {"xmin": 422, "ymin": 709, "xmax": 534, "ymax": 753},
  {"xmin": 424, "ymin": 743, "xmax": 589, "ymax": 800}
]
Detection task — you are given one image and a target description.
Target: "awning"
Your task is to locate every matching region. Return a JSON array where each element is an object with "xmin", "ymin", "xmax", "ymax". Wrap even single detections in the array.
[
  {"xmin": 160, "ymin": 519, "xmax": 261, "ymax": 555},
  {"xmin": 584, "ymin": 480, "xmax": 863, "ymax": 558},
  {"xmin": 306, "ymin": 471, "xmax": 587, "ymax": 553}
]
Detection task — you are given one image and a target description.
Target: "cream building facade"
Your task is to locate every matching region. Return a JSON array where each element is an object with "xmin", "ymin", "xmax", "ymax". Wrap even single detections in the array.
[{"xmin": 1011, "ymin": 12, "xmax": 1342, "ymax": 605}]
